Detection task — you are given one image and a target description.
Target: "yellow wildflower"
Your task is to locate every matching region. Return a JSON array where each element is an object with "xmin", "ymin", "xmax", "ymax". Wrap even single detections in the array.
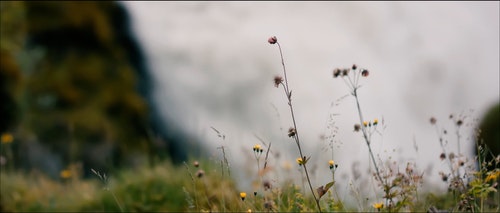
[
  {"xmin": 296, "ymin": 157, "xmax": 304, "ymax": 166},
  {"xmin": 240, "ymin": 192, "xmax": 247, "ymax": 201},
  {"xmin": 485, "ymin": 171, "xmax": 499, "ymax": 182},
  {"xmin": 329, "ymin": 160, "xmax": 337, "ymax": 169},
  {"xmin": 1, "ymin": 133, "xmax": 13, "ymax": 144},
  {"xmin": 373, "ymin": 202, "xmax": 384, "ymax": 210},
  {"xmin": 363, "ymin": 121, "xmax": 368, "ymax": 127},
  {"xmin": 373, "ymin": 119, "xmax": 379, "ymax": 125},
  {"xmin": 247, "ymin": 209, "xmax": 252, "ymax": 213},
  {"xmin": 253, "ymin": 144, "xmax": 262, "ymax": 152},
  {"xmin": 60, "ymin": 169, "xmax": 72, "ymax": 179}
]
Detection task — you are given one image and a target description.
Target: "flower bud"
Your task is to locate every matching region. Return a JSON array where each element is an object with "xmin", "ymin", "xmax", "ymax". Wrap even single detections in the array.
[{"xmin": 268, "ymin": 36, "xmax": 277, "ymax": 44}]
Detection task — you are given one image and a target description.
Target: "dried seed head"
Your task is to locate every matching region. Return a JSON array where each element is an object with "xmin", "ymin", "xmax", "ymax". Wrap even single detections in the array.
[
  {"xmin": 354, "ymin": 124, "xmax": 361, "ymax": 132},
  {"xmin": 268, "ymin": 36, "xmax": 277, "ymax": 44},
  {"xmin": 448, "ymin": 152, "xmax": 455, "ymax": 160},
  {"xmin": 456, "ymin": 120, "xmax": 463, "ymax": 126},
  {"xmin": 193, "ymin": 161, "xmax": 200, "ymax": 168},
  {"xmin": 342, "ymin": 68, "xmax": 350, "ymax": 76},
  {"xmin": 361, "ymin": 69, "xmax": 369, "ymax": 77},
  {"xmin": 352, "ymin": 64, "xmax": 357, "ymax": 70},
  {"xmin": 263, "ymin": 180, "xmax": 271, "ymax": 190},
  {"xmin": 274, "ymin": 76, "xmax": 283, "ymax": 88},
  {"xmin": 430, "ymin": 117, "xmax": 437, "ymax": 125},
  {"xmin": 196, "ymin": 169, "xmax": 205, "ymax": 178},
  {"xmin": 288, "ymin": 127, "xmax": 296, "ymax": 137},
  {"xmin": 264, "ymin": 201, "xmax": 274, "ymax": 210},
  {"xmin": 440, "ymin": 153, "xmax": 446, "ymax": 160},
  {"xmin": 333, "ymin": 68, "xmax": 341, "ymax": 78}
]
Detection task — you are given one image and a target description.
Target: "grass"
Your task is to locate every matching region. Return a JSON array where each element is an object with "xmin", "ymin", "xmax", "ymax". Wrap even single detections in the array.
[{"xmin": 1, "ymin": 36, "xmax": 499, "ymax": 212}]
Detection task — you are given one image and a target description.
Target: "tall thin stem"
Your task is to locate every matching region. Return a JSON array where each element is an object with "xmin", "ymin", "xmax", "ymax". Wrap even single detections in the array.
[
  {"xmin": 353, "ymin": 88, "xmax": 383, "ymax": 184},
  {"xmin": 275, "ymin": 41, "xmax": 322, "ymax": 212}
]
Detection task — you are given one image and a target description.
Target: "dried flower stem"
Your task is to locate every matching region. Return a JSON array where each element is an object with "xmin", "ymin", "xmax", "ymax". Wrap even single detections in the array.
[
  {"xmin": 273, "ymin": 41, "xmax": 322, "ymax": 212},
  {"xmin": 352, "ymin": 88, "xmax": 383, "ymax": 184}
]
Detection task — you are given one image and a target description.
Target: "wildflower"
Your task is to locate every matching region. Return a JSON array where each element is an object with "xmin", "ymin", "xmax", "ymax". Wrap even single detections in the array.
[
  {"xmin": 341, "ymin": 68, "xmax": 350, "ymax": 76},
  {"xmin": 333, "ymin": 68, "xmax": 341, "ymax": 78},
  {"xmin": 363, "ymin": 121, "xmax": 368, "ymax": 127},
  {"xmin": 448, "ymin": 152, "xmax": 455, "ymax": 160},
  {"xmin": 373, "ymin": 119, "xmax": 378, "ymax": 126},
  {"xmin": 296, "ymin": 157, "xmax": 304, "ymax": 166},
  {"xmin": 288, "ymin": 127, "xmax": 296, "ymax": 137},
  {"xmin": 240, "ymin": 192, "xmax": 247, "ymax": 201},
  {"xmin": 263, "ymin": 180, "xmax": 271, "ymax": 190},
  {"xmin": 373, "ymin": 202, "xmax": 384, "ymax": 210},
  {"xmin": 361, "ymin": 69, "xmax": 369, "ymax": 77},
  {"xmin": 274, "ymin": 76, "xmax": 283, "ymax": 88},
  {"xmin": 193, "ymin": 161, "xmax": 199, "ymax": 168},
  {"xmin": 430, "ymin": 117, "xmax": 437, "ymax": 125},
  {"xmin": 268, "ymin": 36, "xmax": 277, "ymax": 44},
  {"xmin": 264, "ymin": 200, "xmax": 274, "ymax": 210},
  {"xmin": 247, "ymin": 209, "xmax": 252, "ymax": 213},
  {"xmin": 352, "ymin": 64, "xmax": 357, "ymax": 70},
  {"xmin": 60, "ymin": 169, "xmax": 72, "ymax": 179},
  {"xmin": 485, "ymin": 171, "xmax": 499, "ymax": 182},
  {"xmin": 253, "ymin": 144, "xmax": 263, "ymax": 153},
  {"xmin": 1, "ymin": 133, "xmax": 13, "ymax": 144},
  {"xmin": 329, "ymin": 160, "xmax": 337, "ymax": 170},
  {"xmin": 196, "ymin": 169, "xmax": 205, "ymax": 178},
  {"xmin": 439, "ymin": 153, "xmax": 446, "ymax": 160},
  {"xmin": 354, "ymin": 124, "xmax": 361, "ymax": 132},
  {"xmin": 439, "ymin": 172, "xmax": 448, "ymax": 182}
]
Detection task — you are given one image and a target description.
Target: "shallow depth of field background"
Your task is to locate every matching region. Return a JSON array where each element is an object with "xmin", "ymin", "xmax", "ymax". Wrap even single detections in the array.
[
  {"xmin": 122, "ymin": 1, "xmax": 499, "ymax": 194},
  {"xmin": 0, "ymin": 1, "xmax": 498, "ymax": 210}
]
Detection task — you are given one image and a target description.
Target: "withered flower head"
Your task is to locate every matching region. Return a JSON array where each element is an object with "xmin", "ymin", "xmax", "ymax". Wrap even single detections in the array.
[
  {"xmin": 288, "ymin": 127, "xmax": 296, "ymax": 137},
  {"xmin": 352, "ymin": 64, "xmax": 357, "ymax": 70},
  {"xmin": 264, "ymin": 201, "xmax": 274, "ymax": 210},
  {"xmin": 430, "ymin": 117, "xmax": 437, "ymax": 125},
  {"xmin": 440, "ymin": 153, "xmax": 446, "ymax": 160},
  {"xmin": 354, "ymin": 124, "xmax": 361, "ymax": 132},
  {"xmin": 196, "ymin": 169, "xmax": 205, "ymax": 178},
  {"xmin": 441, "ymin": 174, "xmax": 448, "ymax": 182},
  {"xmin": 274, "ymin": 76, "xmax": 283, "ymax": 88},
  {"xmin": 342, "ymin": 68, "xmax": 350, "ymax": 76},
  {"xmin": 448, "ymin": 152, "xmax": 455, "ymax": 160},
  {"xmin": 193, "ymin": 161, "xmax": 200, "ymax": 168},
  {"xmin": 268, "ymin": 36, "xmax": 277, "ymax": 44},
  {"xmin": 263, "ymin": 180, "xmax": 271, "ymax": 190},
  {"xmin": 333, "ymin": 68, "xmax": 341, "ymax": 78},
  {"xmin": 361, "ymin": 69, "xmax": 369, "ymax": 77},
  {"xmin": 456, "ymin": 120, "xmax": 463, "ymax": 126}
]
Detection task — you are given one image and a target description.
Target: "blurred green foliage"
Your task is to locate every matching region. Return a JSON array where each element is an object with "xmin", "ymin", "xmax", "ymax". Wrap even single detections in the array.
[
  {"xmin": 478, "ymin": 103, "xmax": 500, "ymax": 171},
  {"xmin": 0, "ymin": 1, "xmax": 159, "ymax": 176}
]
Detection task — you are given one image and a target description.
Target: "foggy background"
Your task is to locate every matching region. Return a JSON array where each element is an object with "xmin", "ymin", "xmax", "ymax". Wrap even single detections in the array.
[{"xmin": 122, "ymin": 1, "xmax": 499, "ymax": 199}]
